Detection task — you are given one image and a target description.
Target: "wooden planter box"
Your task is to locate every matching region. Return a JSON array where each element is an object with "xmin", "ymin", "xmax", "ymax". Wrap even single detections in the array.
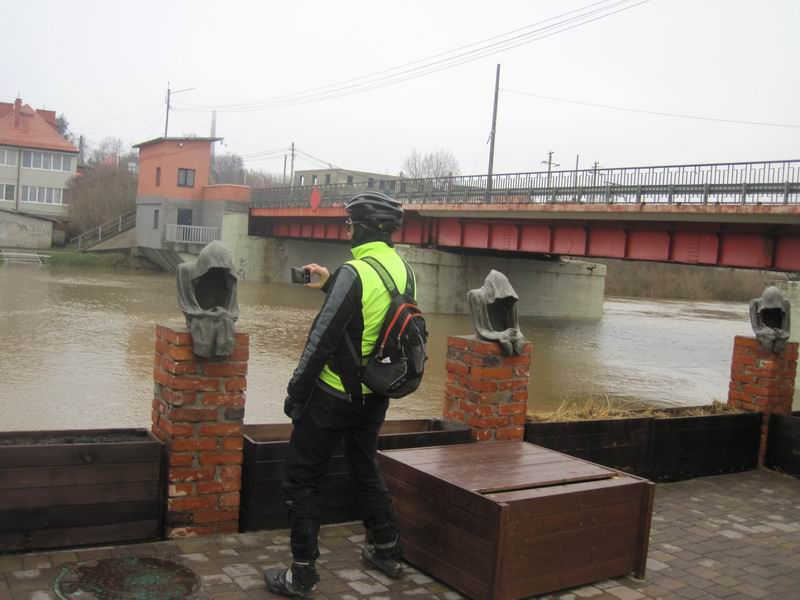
[
  {"xmin": 0, "ymin": 428, "xmax": 163, "ymax": 553},
  {"xmin": 379, "ymin": 441, "xmax": 654, "ymax": 600},
  {"xmin": 765, "ymin": 411, "xmax": 800, "ymax": 477},
  {"xmin": 241, "ymin": 419, "xmax": 471, "ymax": 532},
  {"xmin": 526, "ymin": 410, "xmax": 762, "ymax": 482}
]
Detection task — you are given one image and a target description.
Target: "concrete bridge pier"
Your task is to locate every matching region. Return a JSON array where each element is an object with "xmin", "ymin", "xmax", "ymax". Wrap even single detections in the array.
[{"xmin": 260, "ymin": 237, "xmax": 606, "ymax": 319}]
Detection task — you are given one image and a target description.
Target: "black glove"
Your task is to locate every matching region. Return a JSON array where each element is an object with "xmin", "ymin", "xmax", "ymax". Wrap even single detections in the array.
[{"xmin": 283, "ymin": 395, "xmax": 305, "ymax": 422}]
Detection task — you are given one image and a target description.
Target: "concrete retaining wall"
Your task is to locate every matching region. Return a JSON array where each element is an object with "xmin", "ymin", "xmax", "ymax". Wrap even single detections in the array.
[
  {"xmin": 249, "ymin": 236, "xmax": 605, "ymax": 319},
  {"xmin": 0, "ymin": 210, "xmax": 52, "ymax": 249}
]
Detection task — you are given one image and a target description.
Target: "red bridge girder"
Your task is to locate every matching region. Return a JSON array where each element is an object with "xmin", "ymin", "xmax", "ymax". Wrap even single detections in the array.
[{"xmin": 251, "ymin": 213, "xmax": 800, "ymax": 272}]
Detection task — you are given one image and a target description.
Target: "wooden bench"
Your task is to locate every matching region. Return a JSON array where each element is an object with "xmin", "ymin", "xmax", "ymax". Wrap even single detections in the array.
[{"xmin": 379, "ymin": 441, "xmax": 654, "ymax": 600}]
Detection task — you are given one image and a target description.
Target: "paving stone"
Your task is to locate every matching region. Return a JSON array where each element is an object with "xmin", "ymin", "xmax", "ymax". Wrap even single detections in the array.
[
  {"xmin": 347, "ymin": 579, "xmax": 389, "ymax": 595},
  {"xmin": 222, "ymin": 563, "xmax": 260, "ymax": 578},
  {"xmin": 605, "ymin": 586, "xmax": 645, "ymax": 599}
]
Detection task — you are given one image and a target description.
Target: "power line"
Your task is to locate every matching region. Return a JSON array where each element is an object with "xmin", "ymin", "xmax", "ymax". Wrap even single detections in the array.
[
  {"xmin": 173, "ymin": 0, "xmax": 649, "ymax": 114},
  {"xmin": 502, "ymin": 88, "xmax": 800, "ymax": 129}
]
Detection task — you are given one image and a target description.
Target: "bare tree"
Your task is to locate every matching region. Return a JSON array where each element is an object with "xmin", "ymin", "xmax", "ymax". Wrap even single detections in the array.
[
  {"xmin": 89, "ymin": 137, "xmax": 126, "ymax": 166},
  {"xmin": 212, "ymin": 152, "xmax": 281, "ymax": 187},
  {"xmin": 401, "ymin": 149, "xmax": 460, "ymax": 179},
  {"xmin": 66, "ymin": 165, "xmax": 137, "ymax": 233}
]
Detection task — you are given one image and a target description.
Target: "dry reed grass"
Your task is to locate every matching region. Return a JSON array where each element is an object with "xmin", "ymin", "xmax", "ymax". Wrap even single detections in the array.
[{"xmin": 528, "ymin": 397, "xmax": 740, "ymax": 422}]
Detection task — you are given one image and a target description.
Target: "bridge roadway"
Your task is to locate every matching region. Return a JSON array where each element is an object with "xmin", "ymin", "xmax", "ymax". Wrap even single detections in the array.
[{"xmin": 250, "ymin": 160, "xmax": 800, "ymax": 272}]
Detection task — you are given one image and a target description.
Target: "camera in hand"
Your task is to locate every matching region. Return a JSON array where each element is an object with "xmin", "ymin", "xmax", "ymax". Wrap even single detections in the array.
[{"xmin": 291, "ymin": 267, "xmax": 311, "ymax": 284}]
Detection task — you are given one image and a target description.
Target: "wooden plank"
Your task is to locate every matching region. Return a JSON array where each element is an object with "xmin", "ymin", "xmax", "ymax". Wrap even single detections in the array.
[
  {"xmin": 0, "ymin": 441, "xmax": 161, "ymax": 468},
  {"xmin": 0, "ymin": 519, "xmax": 160, "ymax": 553},
  {"xmin": 384, "ymin": 474, "xmax": 499, "ymax": 541},
  {"xmin": 0, "ymin": 480, "xmax": 159, "ymax": 511},
  {"xmin": 507, "ymin": 500, "xmax": 641, "ymax": 537},
  {"xmin": 0, "ymin": 501, "xmax": 159, "ymax": 533},
  {"xmin": 0, "ymin": 462, "xmax": 159, "ymax": 490},
  {"xmin": 402, "ymin": 537, "xmax": 491, "ymax": 600},
  {"xmin": 634, "ymin": 483, "xmax": 655, "ymax": 579},
  {"xmin": 382, "ymin": 441, "xmax": 547, "ymax": 467},
  {"xmin": 444, "ymin": 462, "xmax": 613, "ymax": 494}
]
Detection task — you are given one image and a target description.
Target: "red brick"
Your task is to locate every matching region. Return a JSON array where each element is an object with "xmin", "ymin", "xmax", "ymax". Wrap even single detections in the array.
[
  {"xmin": 199, "ymin": 452, "xmax": 243, "ymax": 466},
  {"xmin": 495, "ymin": 427, "xmax": 524, "ymax": 440},
  {"xmin": 169, "ymin": 467, "xmax": 215, "ymax": 483},
  {"xmin": 509, "ymin": 414, "xmax": 526, "ymax": 426},
  {"xmin": 171, "ymin": 408, "xmax": 218, "ymax": 422},
  {"xmin": 203, "ymin": 363, "xmax": 248, "ymax": 377},
  {"xmin": 462, "ymin": 352, "xmax": 499, "ymax": 367},
  {"xmin": 499, "ymin": 403, "xmax": 527, "ymax": 416},
  {"xmin": 162, "ymin": 389, "xmax": 197, "ymax": 406},
  {"xmin": 443, "ymin": 409, "xmax": 463, "ymax": 422},
  {"xmin": 168, "ymin": 345, "xmax": 196, "ymax": 361},
  {"xmin": 467, "ymin": 415, "xmax": 510, "ymax": 428},
  {"xmin": 168, "ymin": 454, "xmax": 194, "ymax": 467},
  {"xmin": 468, "ymin": 338, "xmax": 503, "ymax": 355},
  {"xmin": 445, "ymin": 384, "xmax": 467, "ymax": 401},
  {"xmin": 153, "ymin": 368, "xmax": 170, "ymax": 386},
  {"xmin": 224, "ymin": 377, "xmax": 247, "ymax": 392},
  {"xmin": 743, "ymin": 384, "xmax": 771, "ymax": 397},
  {"xmin": 445, "ymin": 360, "xmax": 469, "ymax": 376},
  {"xmin": 163, "ymin": 328, "xmax": 193, "ymax": 346},
  {"xmin": 171, "ymin": 423, "xmax": 194, "ymax": 438},
  {"xmin": 155, "ymin": 339, "xmax": 169, "ymax": 356},
  {"xmin": 161, "ymin": 356, "xmax": 197, "ymax": 375},
  {"xmin": 502, "ymin": 354, "xmax": 531, "ymax": 366},
  {"xmin": 470, "ymin": 366, "xmax": 513, "ymax": 380},
  {"xmin": 446, "ymin": 372, "xmax": 460, "ymax": 384},
  {"xmin": 172, "ymin": 439, "xmax": 217, "ymax": 452},
  {"xmin": 151, "ymin": 424, "xmax": 166, "ymax": 442},
  {"xmin": 230, "ymin": 346, "xmax": 250, "ymax": 361},
  {"xmin": 196, "ymin": 481, "xmax": 224, "ymax": 495},
  {"xmin": 202, "ymin": 393, "xmax": 245, "ymax": 408},
  {"xmin": 511, "ymin": 390, "xmax": 528, "ymax": 402},
  {"xmin": 447, "ymin": 336, "xmax": 470, "ymax": 350},
  {"xmin": 235, "ymin": 332, "xmax": 250, "ymax": 346},
  {"xmin": 200, "ymin": 423, "xmax": 243, "ymax": 437},
  {"xmin": 223, "ymin": 438, "xmax": 244, "ymax": 451},
  {"xmin": 734, "ymin": 336, "xmax": 761, "ymax": 349},
  {"xmin": 497, "ymin": 378, "xmax": 527, "ymax": 391},
  {"xmin": 462, "ymin": 378, "xmax": 497, "ymax": 392},
  {"xmin": 221, "ymin": 466, "xmax": 242, "ymax": 480},
  {"xmin": 169, "ymin": 495, "xmax": 217, "ymax": 512},
  {"xmin": 223, "ymin": 479, "xmax": 242, "ymax": 492},
  {"xmin": 170, "ymin": 376, "xmax": 220, "ymax": 392},
  {"xmin": 513, "ymin": 366, "xmax": 530, "ymax": 378},
  {"xmin": 220, "ymin": 493, "xmax": 240, "ymax": 507},
  {"xmin": 168, "ymin": 483, "xmax": 194, "ymax": 497},
  {"xmin": 156, "ymin": 324, "xmax": 165, "ymax": 340},
  {"xmin": 458, "ymin": 400, "xmax": 483, "ymax": 415},
  {"xmin": 194, "ymin": 509, "xmax": 239, "ymax": 524},
  {"xmin": 471, "ymin": 429, "xmax": 493, "ymax": 442}
]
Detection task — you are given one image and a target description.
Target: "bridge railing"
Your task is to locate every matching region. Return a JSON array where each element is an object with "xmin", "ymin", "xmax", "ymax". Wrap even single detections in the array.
[{"xmin": 251, "ymin": 159, "xmax": 800, "ymax": 208}]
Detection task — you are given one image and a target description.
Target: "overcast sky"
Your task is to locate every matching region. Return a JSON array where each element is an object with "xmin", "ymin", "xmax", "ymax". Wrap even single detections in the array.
[{"xmin": 4, "ymin": 0, "xmax": 798, "ymax": 176}]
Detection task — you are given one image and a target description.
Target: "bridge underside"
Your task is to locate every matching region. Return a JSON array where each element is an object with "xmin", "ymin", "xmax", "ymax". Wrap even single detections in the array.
[{"xmin": 250, "ymin": 206, "xmax": 800, "ymax": 272}]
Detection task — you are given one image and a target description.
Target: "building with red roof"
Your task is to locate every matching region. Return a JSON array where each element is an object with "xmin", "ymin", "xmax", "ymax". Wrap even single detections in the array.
[{"xmin": 0, "ymin": 98, "xmax": 79, "ymax": 222}]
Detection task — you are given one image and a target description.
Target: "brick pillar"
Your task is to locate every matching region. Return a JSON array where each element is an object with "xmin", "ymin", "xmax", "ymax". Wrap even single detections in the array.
[
  {"xmin": 443, "ymin": 335, "xmax": 532, "ymax": 442},
  {"xmin": 727, "ymin": 335, "xmax": 798, "ymax": 463},
  {"xmin": 151, "ymin": 324, "xmax": 249, "ymax": 538}
]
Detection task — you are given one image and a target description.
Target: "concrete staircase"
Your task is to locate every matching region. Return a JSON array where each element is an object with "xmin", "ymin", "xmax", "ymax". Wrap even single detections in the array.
[
  {"xmin": 138, "ymin": 247, "xmax": 185, "ymax": 273},
  {"xmin": 71, "ymin": 209, "xmax": 137, "ymax": 251}
]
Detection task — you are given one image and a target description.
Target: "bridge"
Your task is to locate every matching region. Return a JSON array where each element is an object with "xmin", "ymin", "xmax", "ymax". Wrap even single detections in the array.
[{"xmin": 250, "ymin": 159, "xmax": 800, "ymax": 272}]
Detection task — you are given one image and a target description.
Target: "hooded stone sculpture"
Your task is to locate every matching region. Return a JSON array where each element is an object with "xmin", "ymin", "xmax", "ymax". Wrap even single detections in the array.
[
  {"xmin": 176, "ymin": 241, "xmax": 240, "ymax": 358},
  {"xmin": 749, "ymin": 285, "xmax": 791, "ymax": 353},
  {"xmin": 468, "ymin": 270, "xmax": 526, "ymax": 356}
]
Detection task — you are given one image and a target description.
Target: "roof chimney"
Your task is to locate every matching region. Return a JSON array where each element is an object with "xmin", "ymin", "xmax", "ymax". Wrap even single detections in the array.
[{"xmin": 13, "ymin": 98, "xmax": 21, "ymax": 128}]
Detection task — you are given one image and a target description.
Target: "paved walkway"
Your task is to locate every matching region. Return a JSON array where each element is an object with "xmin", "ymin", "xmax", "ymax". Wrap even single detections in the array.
[{"xmin": 0, "ymin": 469, "xmax": 798, "ymax": 600}]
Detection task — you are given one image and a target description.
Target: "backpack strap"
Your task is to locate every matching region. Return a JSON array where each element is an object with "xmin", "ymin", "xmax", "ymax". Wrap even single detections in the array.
[{"xmin": 360, "ymin": 256, "xmax": 399, "ymax": 298}]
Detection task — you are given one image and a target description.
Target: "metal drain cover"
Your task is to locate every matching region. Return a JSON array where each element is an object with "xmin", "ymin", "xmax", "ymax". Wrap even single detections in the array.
[{"xmin": 54, "ymin": 556, "xmax": 203, "ymax": 600}]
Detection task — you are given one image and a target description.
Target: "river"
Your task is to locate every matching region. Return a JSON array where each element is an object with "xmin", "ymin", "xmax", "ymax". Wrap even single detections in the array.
[{"xmin": 0, "ymin": 265, "xmax": 752, "ymax": 431}]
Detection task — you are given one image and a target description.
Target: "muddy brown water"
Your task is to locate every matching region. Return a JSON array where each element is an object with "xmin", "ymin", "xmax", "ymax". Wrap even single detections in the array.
[{"xmin": 0, "ymin": 266, "xmax": 752, "ymax": 431}]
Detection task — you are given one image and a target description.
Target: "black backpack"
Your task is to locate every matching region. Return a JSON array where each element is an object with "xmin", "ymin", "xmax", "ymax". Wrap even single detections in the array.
[{"xmin": 347, "ymin": 256, "xmax": 427, "ymax": 399}]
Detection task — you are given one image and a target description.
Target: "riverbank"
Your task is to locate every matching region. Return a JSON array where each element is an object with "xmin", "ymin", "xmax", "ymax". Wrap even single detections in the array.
[
  {"xmin": 45, "ymin": 248, "xmax": 159, "ymax": 271},
  {"xmin": 599, "ymin": 258, "xmax": 792, "ymax": 301}
]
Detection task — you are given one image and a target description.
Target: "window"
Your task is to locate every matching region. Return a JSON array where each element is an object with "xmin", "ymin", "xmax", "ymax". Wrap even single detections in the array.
[
  {"xmin": 177, "ymin": 168, "xmax": 195, "ymax": 187},
  {"xmin": 379, "ymin": 180, "xmax": 385, "ymax": 190},
  {"xmin": 51, "ymin": 154, "xmax": 62, "ymax": 170},
  {"xmin": 346, "ymin": 175, "xmax": 353, "ymax": 185},
  {"xmin": 153, "ymin": 209, "xmax": 159, "ymax": 229},
  {"xmin": 42, "ymin": 153, "xmax": 52, "ymax": 170},
  {"xmin": 325, "ymin": 174, "xmax": 331, "ymax": 185},
  {"xmin": 155, "ymin": 167, "xmax": 161, "ymax": 186},
  {"xmin": 32, "ymin": 152, "xmax": 42, "ymax": 168},
  {"xmin": 299, "ymin": 175, "xmax": 305, "ymax": 186},
  {"xmin": 62, "ymin": 156, "xmax": 72, "ymax": 171},
  {"xmin": 312, "ymin": 175, "xmax": 318, "ymax": 185},
  {"xmin": 22, "ymin": 151, "xmax": 31, "ymax": 167},
  {"xmin": 389, "ymin": 180, "xmax": 396, "ymax": 191},
  {"xmin": 20, "ymin": 185, "xmax": 66, "ymax": 205},
  {"xmin": 20, "ymin": 151, "xmax": 74, "ymax": 171},
  {"xmin": 0, "ymin": 148, "xmax": 17, "ymax": 166},
  {"xmin": 368, "ymin": 178, "xmax": 374, "ymax": 188},
  {"xmin": 0, "ymin": 184, "xmax": 14, "ymax": 200}
]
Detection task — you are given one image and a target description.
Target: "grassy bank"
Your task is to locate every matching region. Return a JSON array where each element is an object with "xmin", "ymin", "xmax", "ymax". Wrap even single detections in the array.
[
  {"xmin": 597, "ymin": 258, "xmax": 792, "ymax": 302},
  {"xmin": 46, "ymin": 248, "xmax": 160, "ymax": 271}
]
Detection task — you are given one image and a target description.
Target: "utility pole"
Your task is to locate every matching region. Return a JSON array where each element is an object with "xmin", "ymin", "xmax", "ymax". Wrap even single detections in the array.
[
  {"xmin": 541, "ymin": 150, "xmax": 560, "ymax": 189},
  {"xmin": 78, "ymin": 135, "xmax": 85, "ymax": 162},
  {"xmin": 210, "ymin": 110, "xmax": 217, "ymax": 183},
  {"xmin": 164, "ymin": 82, "xmax": 196, "ymax": 137},
  {"xmin": 283, "ymin": 154, "xmax": 287, "ymax": 185},
  {"xmin": 289, "ymin": 142, "xmax": 296, "ymax": 196},
  {"xmin": 485, "ymin": 64, "xmax": 501, "ymax": 203}
]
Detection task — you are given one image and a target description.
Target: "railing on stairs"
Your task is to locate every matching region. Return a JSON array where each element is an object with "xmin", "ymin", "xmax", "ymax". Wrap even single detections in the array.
[{"xmin": 71, "ymin": 209, "xmax": 137, "ymax": 251}]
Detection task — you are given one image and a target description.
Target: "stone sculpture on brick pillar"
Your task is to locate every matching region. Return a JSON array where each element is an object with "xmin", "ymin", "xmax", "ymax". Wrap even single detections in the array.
[
  {"xmin": 468, "ymin": 270, "xmax": 526, "ymax": 356},
  {"xmin": 749, "ymin": 286, "xmax": 791, "ymax": 353},
  {"xmin": 177, "ymin": 241, "xmax": 240, "ymax": 357}
]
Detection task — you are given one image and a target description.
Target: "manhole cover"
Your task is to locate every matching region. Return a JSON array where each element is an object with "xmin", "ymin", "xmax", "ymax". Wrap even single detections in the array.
[{"xmin": 54, "ymin": 556, "xmax": 203, "ymax": 600}]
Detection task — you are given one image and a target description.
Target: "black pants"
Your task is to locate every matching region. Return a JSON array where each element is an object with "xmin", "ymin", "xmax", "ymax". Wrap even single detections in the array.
[{"xmin": 281, "ymin": 387, "xmax": 396, "ymax": 563}]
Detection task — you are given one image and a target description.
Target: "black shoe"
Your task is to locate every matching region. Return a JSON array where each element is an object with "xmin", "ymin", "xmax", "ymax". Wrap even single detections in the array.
[
  {"xmin": 264, "ymin": 567, "xmax": 318, "ymax": 598},
  {"xmin": 361, "ymin": 544, "xmax": 404, "ymax": 579}
]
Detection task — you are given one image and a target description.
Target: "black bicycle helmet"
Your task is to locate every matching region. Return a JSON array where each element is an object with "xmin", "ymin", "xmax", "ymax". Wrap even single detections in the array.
[{"xmin": 345, "ymin": 191, "xmax": 404, "ymax": 233}]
